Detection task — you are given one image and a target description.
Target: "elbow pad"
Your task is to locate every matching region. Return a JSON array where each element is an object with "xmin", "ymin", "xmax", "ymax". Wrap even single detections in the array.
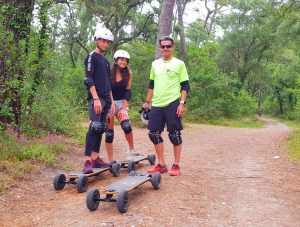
[
  {"xmin": 84, "ymin": 76, "xmax": 94, "ymax": 90},
  {"xmin": 124, "ymin": 89, "xmax": 132, "ymax": 101},
  {"xmin": 149, "ymin": 80, "xmax": 154, "ymax": 89},
  {"xmin": 180, "ymin": 80, "xmax": 190, "ymax": 93}
]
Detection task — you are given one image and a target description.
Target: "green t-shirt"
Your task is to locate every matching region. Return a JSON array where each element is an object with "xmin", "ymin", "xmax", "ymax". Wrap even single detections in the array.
[{"xmin": 150, "ymin": 57, "xmax": 189, "ymax": 107}]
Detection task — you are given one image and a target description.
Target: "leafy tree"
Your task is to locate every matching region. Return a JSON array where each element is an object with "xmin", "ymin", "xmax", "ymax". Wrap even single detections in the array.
[
  {"xmin": 186, "ymin": 42, "xmax": 256, "ymax": 120},
  {"xmin": 82, "ymin": 0, "xmax": 158, "ymax": 53},
  {"xmin": 216, "ymin": 0, "xmax": 300, "ymax": 115},
  {"xmin": 0, "ymin": 1, "xmax": 35, "ymax": 130},
  {"xmin": 186, "ymin": 19, "xmax": 209, "ymax": 46}
]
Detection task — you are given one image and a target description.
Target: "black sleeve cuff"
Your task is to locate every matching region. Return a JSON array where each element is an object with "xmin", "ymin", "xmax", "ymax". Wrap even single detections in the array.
[
  {"xmin": 124, "ymin": 89, "xmax": 132, "ymax": 101},
  {"xmin": 180, "ymin": 80, "xmax": 190, "ymax": 93},
  {"xmin": 149, "ymin": 80, "xmax": 154, "ymax": 89}
]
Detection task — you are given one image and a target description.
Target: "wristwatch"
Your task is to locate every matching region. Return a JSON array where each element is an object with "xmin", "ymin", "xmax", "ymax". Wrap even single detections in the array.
[{"xmin": 179, "ymin": 100, "xmax": 186, "ymax": 104}]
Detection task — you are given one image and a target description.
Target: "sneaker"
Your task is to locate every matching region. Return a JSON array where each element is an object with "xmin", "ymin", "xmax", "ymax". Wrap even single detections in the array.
[
  {"xmin": 147, "ymin": 164, "xmax": 168, "ymax": 173},
  {"xmin": 83, "ymin": 160, "xmax": 93, "ymax": 174},
  {"xmin": 92, "ymin": 157, "xmax": 111, "ymax": 168},
  {"xmin": 169, "ymin": 164, "xmax": 180, "ymax": 176},
  {"xmin": 126, "ymin": 150, "xmax": 138, "ymax": 160}
]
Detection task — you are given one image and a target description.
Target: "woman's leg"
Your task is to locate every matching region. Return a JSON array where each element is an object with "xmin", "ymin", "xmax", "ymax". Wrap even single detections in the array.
[{"xmin": 105, "ymin": 113, "xmax": 114, "ymax": 161}]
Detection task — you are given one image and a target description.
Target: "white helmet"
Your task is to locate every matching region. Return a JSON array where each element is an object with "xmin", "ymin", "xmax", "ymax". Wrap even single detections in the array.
[
  {"xmin": 94, "ymin": 27, "xmax": 114, "ymax": 42},
  {"xmin": 140, "ymin": 108, "xmax": 150, "ymax": 126},
  {"xmin": 114, "ymin": 50, "xmax": 130, "ymax": 62}
]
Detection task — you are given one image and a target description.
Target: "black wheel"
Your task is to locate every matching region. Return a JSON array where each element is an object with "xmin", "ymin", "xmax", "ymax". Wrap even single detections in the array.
[
  {"xmin": 127, "ymin": 161, "xmax": 136, "ymax": 173},
  {"xmin": 53, "ymin": 173, "xmax": 66, "ymax": 191},
  {"xmin": 110, "ymin": 162, "xmax": 121, "ymax": 177},
  {"xmin": 150, "ymin": 172, "xmax": 161, "ymax": 190},
  {"xmin": 147, "ymin": 154, "xmax": 156, "ymax": 165},
  {"xmin": 86, "ymin": 188, "xmax": 100, "ymax": 211},
  {"xmin": 77, "ymin": 175, "xmax": 88, "ymax": 193},
  {"xmin": 116, "ymin": 190, "xmax": 129, "ymax": 213},
  {"xmin": 128, "ymin": 171, "xmax": 137, "ymax": 176}
]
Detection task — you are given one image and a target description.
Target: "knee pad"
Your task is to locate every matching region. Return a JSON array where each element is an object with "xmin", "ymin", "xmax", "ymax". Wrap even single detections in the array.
[
  {"xmin": 89, "ymin": 121, "xmax": 106, "ymax": 136},
  {"xmin": 120, "ymin": 119, "xmax": 132, "ymax": 134},
  {"xmin": 105, "ymin": 130, "xmax": 114, "ymax": 143},
  {"xmin": 148, "ymin": 131, "xmax": 163, "ymax": 144},
  {"xmin": 168, "ymin": 130, "xmax": 182, "ymax": 146}
]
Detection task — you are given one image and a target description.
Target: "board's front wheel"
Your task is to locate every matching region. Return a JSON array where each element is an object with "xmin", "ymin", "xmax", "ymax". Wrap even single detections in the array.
[
  {"xmin": 151, "ymin": 172, "xmax": 161, "ymax": 190},
  {"xmin": 147, "ymin": 154, "xmax": 156, "ymax": 165},
  {"xmin": 53, "ymin": 173, "xmax": 66, "ymax": 191},
  {"xmin": 110, "ymin": 163, "xmax": 121, "ymax": 177},
  {"xmin": 116, "ymin": 190, "xmax": 129, "ymax": 213},
  {"xmin": 86, "ymin": 188, "xmax": 100, "ymax": 211},
  {"xmin": 77, "ymin": 175, "xmax": 88, "ymax": 193},
  {"xmin": 127, "ymin": 161, "xmax": 136, "ymax": 173}
]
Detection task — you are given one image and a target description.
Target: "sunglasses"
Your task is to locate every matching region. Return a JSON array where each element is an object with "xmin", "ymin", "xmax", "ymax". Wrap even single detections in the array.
[{"xmin": 160, "ymin": 45, "xmax": 173, "ymax": 49}]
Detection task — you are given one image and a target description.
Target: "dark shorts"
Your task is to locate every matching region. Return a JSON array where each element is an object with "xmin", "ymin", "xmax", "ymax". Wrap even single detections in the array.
[
  {"xmin": 148, "ymin": 99, "xmax": 183, "ymax": 132},
  {"xmin": 88, "ymin": 97, "xmax": 111, "ymax": 123}
]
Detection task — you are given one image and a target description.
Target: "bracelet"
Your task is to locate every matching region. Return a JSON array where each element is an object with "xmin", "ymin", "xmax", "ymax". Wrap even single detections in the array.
[
  {"xmin": 93, "ymin": 98, "xmax": 99, "ymax": 100},
  {"xmin": 145, "ymin": 100, "xmax": 150, "ymax": 104}
]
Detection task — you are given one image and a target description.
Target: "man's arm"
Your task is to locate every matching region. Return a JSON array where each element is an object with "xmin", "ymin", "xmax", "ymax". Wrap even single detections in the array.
[{"xmin": 143, "ymin": 80, "xmax": 154, "ymax": 109}]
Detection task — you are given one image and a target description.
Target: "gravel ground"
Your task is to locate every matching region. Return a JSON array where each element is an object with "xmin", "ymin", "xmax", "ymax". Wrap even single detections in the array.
[{"xmin": 0, "ymin": 118, "xmax": 300, "ymax": 227}]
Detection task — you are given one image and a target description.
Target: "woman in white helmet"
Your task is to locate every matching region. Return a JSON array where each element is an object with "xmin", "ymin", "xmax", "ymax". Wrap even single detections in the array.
[
  {"xmin": 82, "ymin": 27, "xmax": 115, "ymax": 174},
  {"xmin": 105, "ymin": 50, "xmax": 136, "ymax": 160}
]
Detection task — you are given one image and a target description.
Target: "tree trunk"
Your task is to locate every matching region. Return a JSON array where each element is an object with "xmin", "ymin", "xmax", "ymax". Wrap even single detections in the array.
[
  {"xmin": 275, "ymin": 87, "xmax": 284, "ymax": 115},
  {"xmin": 155, "ymin": 0, "xmax": 176, "ymax": 59},
  {"xmin": 177, "ymin": 0, "xmax": 188, "ymax": 63},
  {"xmin": 26, "ymin": 1, "xmax": 51, "ymax": 113}
]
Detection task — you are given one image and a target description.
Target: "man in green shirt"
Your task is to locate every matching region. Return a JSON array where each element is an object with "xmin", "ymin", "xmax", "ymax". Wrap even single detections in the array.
[{"xmin": 143, "ymin": 36, "xmax": 190, "ymax": 176}]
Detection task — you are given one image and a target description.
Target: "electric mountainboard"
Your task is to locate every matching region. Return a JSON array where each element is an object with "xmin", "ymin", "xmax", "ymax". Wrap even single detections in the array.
[
  {"xmin": 53, "ymin": 163, "xmax": 121, "ymax": 193},
  {"xmin": 86, "ymin": 171, "xmax": 161, "ymax": 213}
]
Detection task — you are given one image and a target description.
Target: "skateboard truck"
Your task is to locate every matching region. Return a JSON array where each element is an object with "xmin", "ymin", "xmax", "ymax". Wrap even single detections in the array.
[
  {"xmin": 120, "ymin": 153, "xmax": 156, "ymax": 173},
  {"xmin": 86, "ymin": 171, "xmax": 161, "ymax": 213},
  {"xmin": 53, "ymin": 161, "xmax": 121, "ymax": 193}
]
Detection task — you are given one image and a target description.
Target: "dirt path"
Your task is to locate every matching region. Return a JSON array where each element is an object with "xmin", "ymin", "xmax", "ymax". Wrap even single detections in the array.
[{"xmin": 1, "ymin": 118, "xmax": 300, "ymax": 227}]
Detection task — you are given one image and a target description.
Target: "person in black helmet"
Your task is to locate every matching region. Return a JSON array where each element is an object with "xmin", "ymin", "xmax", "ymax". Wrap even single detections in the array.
[
  {"xmin": 143, "ymin": 35, "xmax": 190, "ymax": 176},
  {"xmin": 82, "ymin": 27, "xmax": 115, "ymax": 174}
]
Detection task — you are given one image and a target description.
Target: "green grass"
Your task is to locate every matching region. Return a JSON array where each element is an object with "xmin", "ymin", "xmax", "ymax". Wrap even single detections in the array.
[
  {"xmin": 0, "ymin": 180, "xmax": 4, "ymax": 194},
  {"xmin": 267, "ymin": 116, "xmax": 300, "ymax": 161},
  {"xmin": 18, "ymin": 142, "xmax": 67, "ymax": 167},
  {"xmin": 0, "ymin": 133, "xmax": 68, "ymax": 166},
  {"xmin": 63, "ymin": 162, "xmax": 75, "ymax": 171},
  {"xmin": 287, "ymin": 130, "xmax": 300, "ymax": 160},
  {"xmin": 205, "ymin": 117, "xmax": 264, "ymax": 128},
  {"xmin": 185, "ymin": 116, "xmax": 264, "ymax": 129},
  {"xmin": 0, "ymin": 133, "xmax": 69, "ymax": 193},
  {"xmin": 273, "ymin": 117, "xmax": 300, "ymax": 161}
]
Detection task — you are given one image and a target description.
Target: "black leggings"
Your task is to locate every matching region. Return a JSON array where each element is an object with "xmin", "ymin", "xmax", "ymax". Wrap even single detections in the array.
[{"xmin": 84, "ymin": 98, "xmax": 111, "ymax": 156}]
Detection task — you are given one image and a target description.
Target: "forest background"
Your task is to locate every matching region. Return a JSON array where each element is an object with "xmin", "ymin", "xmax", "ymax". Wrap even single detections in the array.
[{"xmin": 0, "ymin": 0, "xmax": 299, "ymax": 191}]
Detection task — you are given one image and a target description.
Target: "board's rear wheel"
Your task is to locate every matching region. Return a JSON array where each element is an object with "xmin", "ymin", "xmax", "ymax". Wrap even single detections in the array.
[
  {"xmin": 53, "ymin": 173, "xmax": 66, "ymax": 191},
  {"xmin": 150, "ymin": 172, "xmax": 161, "ymax": 190}
]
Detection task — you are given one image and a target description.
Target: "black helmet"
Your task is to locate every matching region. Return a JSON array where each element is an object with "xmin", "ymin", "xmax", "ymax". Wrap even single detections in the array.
[{"xmin": 139, "ymin": 107, "xmax": 150, "ymax": 126}]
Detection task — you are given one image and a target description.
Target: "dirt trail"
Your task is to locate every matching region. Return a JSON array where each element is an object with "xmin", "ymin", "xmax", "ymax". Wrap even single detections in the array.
[{"xmin": 0, "ymin": 118, "xmax": 300, "ymax": 227}]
